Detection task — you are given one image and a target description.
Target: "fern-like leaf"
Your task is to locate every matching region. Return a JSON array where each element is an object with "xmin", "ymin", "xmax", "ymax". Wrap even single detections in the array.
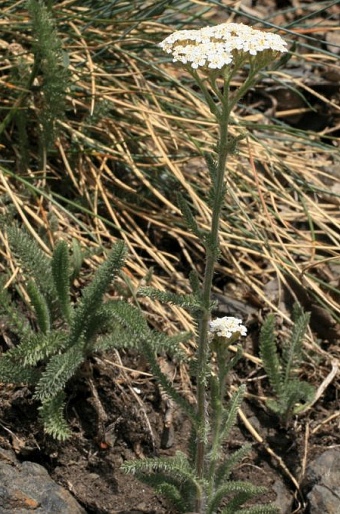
[
  {"xmin": 26, "ymin": 280, "xmax": 50, "ymax": 334},
  {"xmin": 259, "ymin": 314, "xmax": 283, "ymax": 398},
  {"xmin": 142, "ymin": 341, "xmax": 197, "ymax": 424},
  {"xmin": 34, "ymin": 344, "xmax": 84, "ymax": 401},
  {"xmin": 176, "ymin": 192, "xmax": 205, "ymax": 240},
  {"xmin": 265, "ymin": 399, "xmax": 282, "ymax": 416},
  {"xmin": 100, "ymin": 300, "xmax": 189, "ymax": 359},
  {"xmin": 0, "ymin": 356, "xmax": 39, "ymax": 384},
  {"xmin": 106, "ymin": 299, "xmax": 149, "ymax": 336},
  {"xmin": 215, "ymin": 444, "xmax": 252, "ymax": 487},
  {"xmin": 291, "ymin": 380, "xmax": 315, "ymax": 413},
  {"xmin": 261, "ymin": 306, "xmax": 313, "ymax": 422},
  {"xmin": 51, "ymin": 240, "xmax": 72, "ymax": 323},
  {"xmin": 6, "ymin": 225, "xmax": 57, "ymax": 311},
  {"xmin": 279, "ymin": 379, "xmax": 315, "ymax": 421},
  {"xmin": 39, "ymin": 392, "xmax": 71, "ymax": 440},
  {"xmin": 189, "ymin": 269, "xmax": 201, "ymax": 296},
  {"xmin": 2, "ymin": 330, "xmax": 66, "ymax": 367},
  {"xmin": 282, "ymin": 307, "xmax": 310, "ymax": 387},
  {"xmin": 147, "ymin": 331, "xmax": 189, "ymax": 360},
  {"xmin": 69, "ymin": 238, "xmax": 84, "ymax": 282},
  {"xmin": 134, "ymin": 473, "xmax": 194, "ymax": 513},
  {"xmin": 208, "ymin": 481, "xmax": 267, "ymax": 514},
  {"xmin": 69, "ymin": 240, "xmax": 127, "ymax": 347},
  {"xmin": 95, "ymin": 324, "xmax": 141, "ymax": 353},
  {"xmin": 155, "ymin": 482, "xmax": 186, "ymax": 512},
  {"xmin": 204, "ymin": 152, "xmax": 218, "ymax": 190},
  {"xmin": 204, "ymin": 150, "xmax": 227, "ymax": 213},
  {"xmin": 28, "ymin": 0, "xmax": 69, "ymax": 150},
  {"xmin": 138, "ymin": 287, "xmax": 200, "ymax": 310},
  {"xmin": 0, "ymin": 283, "xmax": 31, "ymax": 338},
  {"xmin": 220, "ymin": 385, "xmax": 246, "ymax": 444},
  {"xmin": 232, "ymin": 505, "xmax": 279, "ymax": 514},
  {"xmin": 122, "ymin": 451, "xmax": 201, "ymax": 490}
]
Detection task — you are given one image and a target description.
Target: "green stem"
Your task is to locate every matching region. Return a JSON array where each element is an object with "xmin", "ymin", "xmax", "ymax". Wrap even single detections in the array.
[
  {"xmin": 191, "ymin": 70, "xmax": 221, "ymax": 118},
  {"xmin": 228, "ymin": 65, "xmax": 262, "ymax": 112},
  {"xmin": 194, "ymin": 88, "xmax": 231, "ymax": 513},
  {"xmin": 208, "ymin": 342, "xmax": 233, "ymax": 493},
  {"xmin": 187, "ymin": 64, "xmax": 259, "ymax": 513}
]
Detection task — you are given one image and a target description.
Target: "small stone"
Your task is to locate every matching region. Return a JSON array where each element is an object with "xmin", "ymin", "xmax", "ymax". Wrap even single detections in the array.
[
  {"xmin": 272, "ymin": 479, "xmax": 292, "ymax": 513},
  {"xmin": 0, "ymin": 450, "xmax": 86, "ymax": 514},
  {"xmin": 302, "ymin": 449, "xmax": 340, "ymax": 514}
]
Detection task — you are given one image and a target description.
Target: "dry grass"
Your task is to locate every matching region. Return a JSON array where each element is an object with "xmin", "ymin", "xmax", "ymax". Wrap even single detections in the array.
[{"xmin": 0, "ymin": 0, "xmax": 339, "ymax": 350}]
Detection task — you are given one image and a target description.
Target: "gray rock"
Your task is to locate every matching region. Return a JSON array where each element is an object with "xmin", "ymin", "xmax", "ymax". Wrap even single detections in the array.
[
  {"xmin": 303, "ymin": 449, "xmax": 340, "ymax": 514},
  {"xmin": 271, "ymin": 478, "xmax": 292, "ymax": 514},
  {"xmin": 0, "ymin": 449, "xmax": 86, "ymax": 514}
]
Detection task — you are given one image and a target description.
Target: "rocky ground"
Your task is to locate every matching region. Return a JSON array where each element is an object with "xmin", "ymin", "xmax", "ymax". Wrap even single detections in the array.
[{"xmin": 0, "ymin": 342, "xmax": 339, "ymax": 513}]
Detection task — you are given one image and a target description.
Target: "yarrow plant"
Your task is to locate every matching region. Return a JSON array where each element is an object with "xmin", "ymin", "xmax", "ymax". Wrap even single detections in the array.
[
  {"xmin": 159, "ymin": 22, "xmax": 287, "ymax": 70},
  {"xmin": 209, "ymin": 317, "xmax": 247, "ymax": 340},
  {"xmin": 122, "ymin": 21, "xmax": 288, "ymax": 514}
]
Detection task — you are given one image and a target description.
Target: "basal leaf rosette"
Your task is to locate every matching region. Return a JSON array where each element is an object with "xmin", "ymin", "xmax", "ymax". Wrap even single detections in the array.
[{"xmin": 159, "ymin": 22, "xmax": 287, "ymax": 72}]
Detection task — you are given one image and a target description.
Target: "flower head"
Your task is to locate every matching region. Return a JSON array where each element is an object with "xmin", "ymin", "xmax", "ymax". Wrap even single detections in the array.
[
  {"xmin": 159, "ymin": 22, "xmax": 287, "ymax": 70},
  {"xmin": 209, "ymin": 316, "xmax": 247, "ymax": 340}
]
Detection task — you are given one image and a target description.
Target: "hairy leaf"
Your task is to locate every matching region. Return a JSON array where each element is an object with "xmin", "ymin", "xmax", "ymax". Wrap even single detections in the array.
[
  {"xmin": 215, "ymin": 444, "xmax": 252, "ymax": 487},
  {"xmin": 51, "ymin": 240, "xmax": 72, "ymax": 323},
  {"xmin": 259, "ymin": 314, "xmax": 283, "ymax": 398},
  {"xmin": 220, "ymin": 385, "xmax": 246, "ymax": 444},
  {"xmin": 282, "ymin": 307, "xmax": 310, "ymax": 386},
  {"xmin": 34, "ymin": 344, "xmax": 84, "ymax": 401},
  {"xmin": 138, "ymin": 286, "xmax": 200, "ymax": 310},
  {"xmin": 208, "ymin": 481, "xmax": 267, "ymax": 514},
  {"xmin": 39, "ymin": 392, "xmax": 71, "ymax": 440},
  {"xmin": 176, "ymin": 192, "xmax": 204, "ymax": 240},
  {"xmin": 6, "ymin": 225, "xmax": 56, "ymax": 304},
  {"xmin": 26, "ymin": 280, "xmax": 50, "ymax": 334},
  {"xmin": 69, "ymin": 240, "xmax": 127, "ymax": 346}
]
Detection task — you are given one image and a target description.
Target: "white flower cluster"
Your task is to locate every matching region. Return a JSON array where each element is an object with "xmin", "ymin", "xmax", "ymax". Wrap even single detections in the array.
[
  {"xmin": 159, "ymin": 22, "xmax": 287, "ymax": 70},
  {"xmin": 209, "ymin": 316, "xmax": 247, "ymax": 339}
]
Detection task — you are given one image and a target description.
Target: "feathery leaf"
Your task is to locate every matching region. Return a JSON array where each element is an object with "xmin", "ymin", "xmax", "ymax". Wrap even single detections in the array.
[
  {"xmin": 26, "ymin": 280, "xmax": 51, "ymax": 334},
  {"xmin": 220, "ymin": 384, "xmax": 246, "ymax": 444},
  {"xmin": 39, "ymin": 392, "xmax": 71, "ymax": 440},
  {"xmin": 176, "ymin": 192, "xmax": 205, "ymax": 240},
  {"xmin": 51, "ymin": 240, "xmax": 72, "ymax": 323},
  {"xmin": 259, "ymin": 314, "xmax": 283, "ymax": 398},
  {"xmin": 138, "ymin": 286, "xmax": 200, "ymax": 310},
  {"xmin": 208, "ymin": 481, "xmax": 267, "ymax": 514},
  {"xmin": 69, "ymin": 240, "xmax": 127, "ymax": 346},
  {"xmin": 215, "ymin": 444, "xmax": 252, "ymax": 487},
  {"xmin": 6, "ymin": 225, "xmax": 56, "ymax": 305},
  {"xmin": 34, "ymin": 344, "xmax": 84, "ymax": 401}
]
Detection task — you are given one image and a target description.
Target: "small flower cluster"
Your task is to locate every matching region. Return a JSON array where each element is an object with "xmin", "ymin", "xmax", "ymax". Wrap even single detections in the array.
[
  {"xmin": 209, "ymin": 316, "xmax": 247, "ymax": 340},
  {"xmin": 159, "ymin": 22, "xmax": 287, "ymax": 70}
]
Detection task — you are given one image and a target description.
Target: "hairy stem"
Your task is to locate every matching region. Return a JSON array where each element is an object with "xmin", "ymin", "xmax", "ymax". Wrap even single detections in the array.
[
  {"xmin": 208, "ymin": 343, "xmax": 229, "ymax": 487},
  {"xmin": 194, "ymin": 88, "xmax": 231, "ymax": 513}
]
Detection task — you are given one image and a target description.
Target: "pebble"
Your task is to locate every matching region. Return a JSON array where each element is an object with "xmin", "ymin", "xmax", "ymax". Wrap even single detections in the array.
[
  {"xmin": 0, "ymin": 449, "xmax": 86, "ymax": 514},
  {"xmin": 303, "ymin": 448, "xmax": 340, "ymax": 514}
]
